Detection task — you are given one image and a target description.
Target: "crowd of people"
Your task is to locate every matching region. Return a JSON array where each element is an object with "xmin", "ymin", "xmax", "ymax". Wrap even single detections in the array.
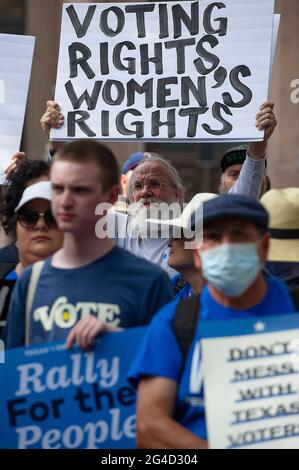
[{"xmin": 0, "ymin": 97, "xmax": 298, "ymax": 449}]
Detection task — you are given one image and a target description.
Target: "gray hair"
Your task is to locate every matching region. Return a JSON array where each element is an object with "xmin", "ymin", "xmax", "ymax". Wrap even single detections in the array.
[{"xmin": 128, "ymin": 152, "xmax": 185, "ymax": 204}]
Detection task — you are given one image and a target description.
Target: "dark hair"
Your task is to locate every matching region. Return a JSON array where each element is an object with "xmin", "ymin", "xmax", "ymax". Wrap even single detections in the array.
[
  {"xmin": 0, "ymin": 158, "xmax": 50, "ymax": 235},
  {"xmin": 54, "ymin": 140, "xmax": 119, "ymax": 192}
]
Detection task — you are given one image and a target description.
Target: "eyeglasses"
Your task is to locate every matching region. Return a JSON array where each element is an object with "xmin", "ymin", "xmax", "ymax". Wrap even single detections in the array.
[
  {"xmin": 17, "ymin": 209, "xmax": 57, "ymax": 229},
  {"xmin": 132, "ymin": 178, "xmax": 170, "ymax": 194}
]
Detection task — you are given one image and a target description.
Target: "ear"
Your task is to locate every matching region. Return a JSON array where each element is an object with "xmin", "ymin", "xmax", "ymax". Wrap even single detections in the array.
[
  {"xmin": 218, "ymin": 174, "xmax": 225, "ymax": 193},
  {"xmin": 120, "ymin": 175, "xmax": 127, "ymax": 195},
  {"xmin": 260, "ymin": 233, "xmax": 270, "ymax": 263},
  {"xmin": 105, "ymin": 184, "xmax": 121, "ymax": 206},
  {"xmin": 192, "ymin": 248, "xmax": 202, "ymax": 269}
]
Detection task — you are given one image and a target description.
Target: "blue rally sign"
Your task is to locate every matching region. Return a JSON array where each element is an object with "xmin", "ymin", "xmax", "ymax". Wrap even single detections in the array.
[{"xmin": 0, "ymin": 327, "xmax": 146, "ymax": 449}]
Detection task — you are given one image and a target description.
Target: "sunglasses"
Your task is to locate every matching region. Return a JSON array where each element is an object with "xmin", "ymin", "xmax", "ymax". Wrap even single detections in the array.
[{"xmin": 17, "ymin": 209, "xmax": 57, "ymax": 229}]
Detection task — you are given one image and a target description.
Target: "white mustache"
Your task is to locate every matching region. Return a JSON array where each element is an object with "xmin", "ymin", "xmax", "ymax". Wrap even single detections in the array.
[
  {"xmin": 128, "ymin": 199, "xmax": 178, "ymax": 238},
  {"xmin": 138, "ymin": 197, "xmax": 162, "ymax": 205}
]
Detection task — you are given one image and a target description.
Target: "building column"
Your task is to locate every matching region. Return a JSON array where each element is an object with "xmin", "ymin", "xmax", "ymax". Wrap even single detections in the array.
[
  {"xmin": 267, "ymin": 0, "xmax": 299, "ymax": 187},
  {"xmin": 24, "ymin": 0, "xmax": 61, "ymax": 159}
]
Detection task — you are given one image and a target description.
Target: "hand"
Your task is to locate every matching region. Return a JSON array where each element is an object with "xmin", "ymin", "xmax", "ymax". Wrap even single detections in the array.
[
  {"xmin": 40, "ymin": 100, "xmax": 65, "ymax": 154},
  {"xmin": 248, "ymin": 101, "xmax": 277, "ymax": 159},
  {"xmin": 40, "ymin": 100, "xmax": 64, "ymax": 138},
  {"xmin": 4, "ymin": 152, "xmax": 26, "ymax": 179},
  {"xmin": 66, "ymin": 315, "xmax": 122, "ymax": 351},
  {"xmin": 255, "ymin": 101, "xmax": 277, "ymax": 141}
]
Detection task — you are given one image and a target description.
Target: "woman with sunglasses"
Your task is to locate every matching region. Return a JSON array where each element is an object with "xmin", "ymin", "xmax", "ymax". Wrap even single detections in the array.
[
  {"xmin": 5, "ymin": 181, "xmax": 63, "ymax": 280},
  {"xmin": 0, "ymin": 157, "xmax": 51, "ymax": 266}
]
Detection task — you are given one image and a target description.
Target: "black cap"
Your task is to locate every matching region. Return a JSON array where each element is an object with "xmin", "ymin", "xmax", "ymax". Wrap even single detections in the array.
[
  {"xmin": 220, "ymin": 145, "xmax": 247, "ymax": 172},
  {"xmin": 202, "ymin": 194, "xmax": 269, "ymax": 231}
]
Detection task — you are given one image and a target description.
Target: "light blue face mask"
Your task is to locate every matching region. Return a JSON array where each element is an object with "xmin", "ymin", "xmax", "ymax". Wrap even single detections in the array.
[{"xmin": 200, "ymin": 243, "xmax": 262, "ymax": 297}]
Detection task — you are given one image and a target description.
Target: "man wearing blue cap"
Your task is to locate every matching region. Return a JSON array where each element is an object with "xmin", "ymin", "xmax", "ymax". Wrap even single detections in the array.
[
  {"xmin": 121, "ymin": 152, "xmax": 145, "ymax": 194},
  {"xmin": 129, "ymin": 194, "xmax": 295, "ymax": 449}
]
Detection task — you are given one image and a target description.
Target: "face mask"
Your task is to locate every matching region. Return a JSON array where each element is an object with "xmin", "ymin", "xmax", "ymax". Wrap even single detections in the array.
[{"xmin": 200, "ymin": 243, "xmax": 262, "ymax": 297}]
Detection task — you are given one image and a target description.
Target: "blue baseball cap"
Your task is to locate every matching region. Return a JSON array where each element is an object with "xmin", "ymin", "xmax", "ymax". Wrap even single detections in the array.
[
  {"xmin": 201, "ymin": 194, "xmax": 269, "ymax": 231},
  {"xmin": 121, "ymin": 152, "xmax": 145, "ymax": 175}
]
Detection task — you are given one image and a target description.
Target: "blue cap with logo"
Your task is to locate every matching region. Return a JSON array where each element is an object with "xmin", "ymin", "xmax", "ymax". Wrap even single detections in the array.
[
  {"xmin": 202, "ymin": 194, "xmax": 269, "ymax": 231},
  {"xmin": 121, "ymin": 152, "xmax": 145, "ymax": 175}
]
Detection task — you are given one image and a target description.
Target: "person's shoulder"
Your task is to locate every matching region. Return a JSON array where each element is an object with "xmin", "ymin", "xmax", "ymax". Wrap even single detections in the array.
[
  {"xmin": 17, "ymin": 264, "xmax": 33, "ymax": 283},
  {"xmin": 106, "ymin": 209, "xmax": 129, "ymax": 239},
  {"xmin": 266, "ymin": 275, "xmax": 290, "ymax": 293},
  {"xmin": 151, "ymin": 298, "xmax": 180, "ymax": 324},
  {"xmin": 265, "ymin": 275, "xmax": 295, "ymax": 309},
  {"xmin": 18, "ymin": 258, "xmax": 50, "ymax": 284},
  {"xmin": 264, "ymin": 275, "xmax": 296, "ymax": 313},
  {"xmin": 0, "ymin": 243, "xmax": 19, "ymax": 263},
  {"xmin": 201, "ymin": 284, "xmax": 212, "ymax": 301},
  {"xmin": 107, "ymin": 208, "xmax": 128, "ymax": 226}
]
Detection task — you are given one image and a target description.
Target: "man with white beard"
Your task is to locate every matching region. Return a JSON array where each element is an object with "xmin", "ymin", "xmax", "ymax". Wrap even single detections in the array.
[{"xmin": 110, "ymin": 155, "xmax": 184, "ymax": 277}]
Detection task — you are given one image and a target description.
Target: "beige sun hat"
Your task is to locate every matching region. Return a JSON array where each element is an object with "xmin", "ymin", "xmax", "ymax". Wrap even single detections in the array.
[{"xmin": 261, "ymin": 188, "xmax": 299, "ymax": 262}]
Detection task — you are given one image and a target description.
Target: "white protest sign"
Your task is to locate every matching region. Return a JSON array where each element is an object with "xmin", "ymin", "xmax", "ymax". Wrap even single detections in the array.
[
  {"xmin": 0, "ymin": 34, "xmax": 35, "ymax": 175},
  {"xmin": 201, "ymin": 315, "xmax": 299, "ymax": 449},
  {"xmin": 51, "ymin": 0, "xmax": 275, "ymax": 143}
]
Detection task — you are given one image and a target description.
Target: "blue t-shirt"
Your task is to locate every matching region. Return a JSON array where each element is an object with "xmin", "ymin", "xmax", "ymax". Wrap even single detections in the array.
[
  {"xmin": 128, "ymin": 276, "xmax": 295, "ymax": 441},
  {"xmin": 4, "ymin": 246, "xmax": 174, "ymax": 348}
]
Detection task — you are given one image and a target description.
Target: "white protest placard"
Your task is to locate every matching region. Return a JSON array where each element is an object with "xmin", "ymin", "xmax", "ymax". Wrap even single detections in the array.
[
  {"xmin": 51, "ymin": 0, "xmax": 275, "ymax": 143},
  {"xmin": 0, "ymin": 34, "xmax": 35, "ymax": 174},
  {"xmin": 201, "ymin": 314, "xmax": 299, "ymax": 449}
]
